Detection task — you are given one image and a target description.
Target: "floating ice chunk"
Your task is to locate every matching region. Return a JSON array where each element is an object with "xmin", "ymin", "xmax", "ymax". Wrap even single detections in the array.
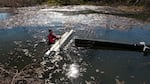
[
  {"xmin": 116, "ymin": 75, "xmax": 120, "ymax": 78},
  {"xmin": 41, "ymin": 38, "xmax": 46, "ymax": 42},
  {"xmin": 90, "ymin": 76, "xmax": 95, "ymax": 80},
  {"xmin": 96, "ymin": 69, "xmax": 99, "ymax": 72},
  {"xmin": 22, "ymin": 49, "xmax": 32, "ymax": 57},
  {"xmin": 22, "ymin": 49, "xmax": 29, "ymax": 56},
  {"xmin": 115, "ymin": 79, "xmax": 125, "ymax": 84},
  {"xmin": 100, "ymin": 71, "xmax": 104, "ymax": 74},
  {"xmin": 80, "ymin": 67, "xmax": 87, "ymax": 72},
  {"xmin": 130, "ymin": 75, "xmax": 135, "ymax": 79},
  {"xmin": 13, "ymin": 41, "xmax": 22, "ymax": 45},
  {"xmin": 14, "ymin": 66, "xmax": 17, "ymax": 69},
  {"xmin": 41, "ymin": 61, "xmax": 46, "ymax": 65},
  {"xmin": 33, "ymin": 59, "xmax": 37, "ymax": 62},
  {"xmin": 34, "ymin": 44, "xmax": 38, "ymax": 48}
]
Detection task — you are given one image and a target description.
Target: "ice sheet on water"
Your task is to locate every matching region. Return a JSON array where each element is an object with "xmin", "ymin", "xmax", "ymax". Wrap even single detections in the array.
[{"xmin": 0, "ymin": 6, "xmax": 144, "ymax": 29}]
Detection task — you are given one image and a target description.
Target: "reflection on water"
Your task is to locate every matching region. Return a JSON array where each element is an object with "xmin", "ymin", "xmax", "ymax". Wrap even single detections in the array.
[
  {"xmin": 66, "ymin": 63, "xmax": 80, "ymax": 78},
  {"xmin": 77, "ymin": 26, "xmax": 150, "ymax": 44},
  {"xmin": 98, "ymin": 27, "xmax": 150, "ymax": 44},
  {"xmin": 0, "ymin": 13, "xmax": 10, "ymax": 20}
]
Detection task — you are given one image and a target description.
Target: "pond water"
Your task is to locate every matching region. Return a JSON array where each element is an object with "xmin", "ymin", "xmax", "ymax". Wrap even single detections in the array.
[
  {"xmin": 0, "ymin": 25, "xmax": 64, "ymax": 69},
  {"xmin": 0, "ymin": 6, "xmax": 150, "ymax": 84},
  {"xmin": 73, "ymin": 25, "xmax": 150, "ymax": 84},
  {"xmin": 0, "ymin": 24, "xmax": 150, "ymax": 83},
  {"xmin": 91, "ymin": 26, "xmax": 150, "ymax": 43}
]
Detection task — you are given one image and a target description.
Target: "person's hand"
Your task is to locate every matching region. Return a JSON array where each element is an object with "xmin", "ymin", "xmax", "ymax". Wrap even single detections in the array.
[{"xmin": 57, "ymin": 35, "xmax": 61, "ymax": 39}]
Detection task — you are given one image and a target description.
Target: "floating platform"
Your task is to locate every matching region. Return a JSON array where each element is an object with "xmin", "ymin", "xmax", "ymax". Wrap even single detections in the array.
[{"xmin": 75, "ymin": 38, "xmax": 150, "ymax": 55}]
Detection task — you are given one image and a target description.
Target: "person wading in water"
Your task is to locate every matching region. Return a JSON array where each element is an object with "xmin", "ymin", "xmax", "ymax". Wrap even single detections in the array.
[{"xmin": 47, "ymin": 29, "xmax": 60, "ymax": 45}]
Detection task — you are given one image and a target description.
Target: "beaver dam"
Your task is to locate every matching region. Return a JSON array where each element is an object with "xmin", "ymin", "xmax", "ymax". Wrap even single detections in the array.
[{"xmin": 0, "ymin": 6, "xmax": 150, "ymax": 84}]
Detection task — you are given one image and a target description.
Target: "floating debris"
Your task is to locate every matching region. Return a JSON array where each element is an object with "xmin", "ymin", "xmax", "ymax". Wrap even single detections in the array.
[
  {"xmin": 33, "ymin": 44, "xmax": 38, "ymax": 48},
  {"xmin": 115, "ymin": 75, "xmax": 120, "ymax": 79},
  {"xmin": 115, "ymin": 79, "xmax": 125, "ymax": 84},
  {"xmin": 13, "ymin": 41, "xmax": 22, "ymax": 47},
  {"xmin": 22, "ymin": 49, "xmax": 32, "ymax": 57},
  {"xmin": 90, "ymin": 76, "xmax": 95, "ymax": 80},
  {"xmin": 100, "ymin": 71, "xmax": 104, "ymax": 74},
  {"xmin": 13, "ymin": 66, "xmax": 17, "ymax": 69},
  {"xmin": 130, "ymin": 75, "xmax": 135, "ymax": 79},
  {"xmin": 33, "ymin": 59, "xmax": 37, "ymax": 62},
  {"xmin": 96, "ymin": 69, "xmax": 99, "ymax": 73}
]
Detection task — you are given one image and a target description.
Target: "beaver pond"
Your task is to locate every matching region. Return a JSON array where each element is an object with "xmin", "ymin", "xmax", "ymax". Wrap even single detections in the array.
[{"xmin": 0, "ymin": 6, "xmax": 150, "ymax": 84}]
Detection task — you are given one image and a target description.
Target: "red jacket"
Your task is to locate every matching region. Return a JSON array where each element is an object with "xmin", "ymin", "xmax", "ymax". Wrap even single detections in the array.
[{"xmin": 48, "ymin": 32, "xmax": 58, "ymax": 44}]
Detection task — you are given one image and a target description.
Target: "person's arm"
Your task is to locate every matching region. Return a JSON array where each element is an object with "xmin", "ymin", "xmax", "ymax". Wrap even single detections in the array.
[{"xmin": 52, "ymin": 33, "xmax": 59, "ymax": 39}]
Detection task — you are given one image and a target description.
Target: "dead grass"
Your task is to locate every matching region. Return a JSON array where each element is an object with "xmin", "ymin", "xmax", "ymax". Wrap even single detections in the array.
[{"xmin": 117, "ymin": 6, "xmax": 145, "ymax": 13}]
